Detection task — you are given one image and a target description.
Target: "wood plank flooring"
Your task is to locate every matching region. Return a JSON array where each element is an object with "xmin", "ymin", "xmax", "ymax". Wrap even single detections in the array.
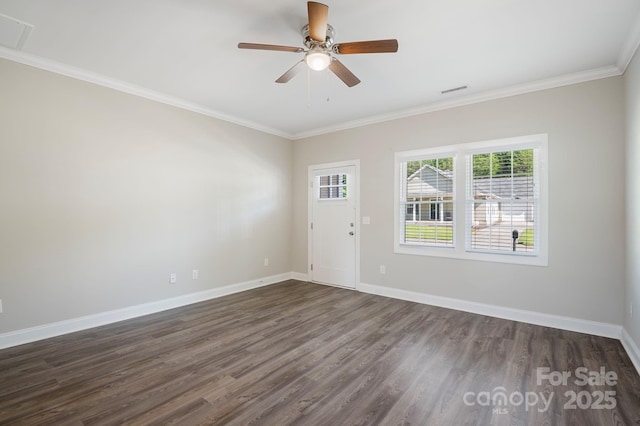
[{"xmin": 1, "ymin": 280, "xmax": 639, "ymax": 425}]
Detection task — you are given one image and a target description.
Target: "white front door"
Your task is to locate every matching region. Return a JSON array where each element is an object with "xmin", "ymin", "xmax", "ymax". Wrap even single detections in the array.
[{"xmin": 310, "ymin": 164, "xmax": 357, "ymax": 288}]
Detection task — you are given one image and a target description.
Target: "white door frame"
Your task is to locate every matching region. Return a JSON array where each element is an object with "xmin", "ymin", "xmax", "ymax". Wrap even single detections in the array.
[{"xmin": 308, "ymin": 160, "xmax": 360, "ymax": 290}]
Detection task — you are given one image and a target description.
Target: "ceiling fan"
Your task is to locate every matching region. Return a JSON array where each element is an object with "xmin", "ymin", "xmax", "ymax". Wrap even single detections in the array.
[{"xmin": 238, "ymin": 1, "xmax": 398, "ymax": 87}]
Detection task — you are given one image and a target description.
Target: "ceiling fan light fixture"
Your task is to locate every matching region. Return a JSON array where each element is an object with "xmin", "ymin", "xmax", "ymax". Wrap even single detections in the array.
[
  {"xmin": 305, "ymin": 48, "xmax": 331, "ymax": 71},
  {"xmin": 238, "ymin": 2, "xmax": 398, "ymax": 87}
]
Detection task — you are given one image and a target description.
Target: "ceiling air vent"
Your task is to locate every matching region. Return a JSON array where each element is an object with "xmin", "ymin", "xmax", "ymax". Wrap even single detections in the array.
[
  {"xmin": 0, "ymin": 13, "xmax": 33, "ymax": 50},
  {"xmin": 441, "ymin": 85, "xmax": 468, "ymax": 94}
]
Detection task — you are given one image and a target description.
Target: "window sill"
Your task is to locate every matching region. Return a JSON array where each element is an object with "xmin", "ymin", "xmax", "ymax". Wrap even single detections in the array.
[{"xmin": 394, "ymin": 244, "xmax": 548, "ymax": 267}]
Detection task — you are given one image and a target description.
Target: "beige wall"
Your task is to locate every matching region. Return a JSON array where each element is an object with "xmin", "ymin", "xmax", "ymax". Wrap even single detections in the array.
[
  {"xmin": 0, "ymin": 55, "xmax": 630, "ymax": 336},
  {"xmin": 0, "ymin": 59, "xmax": 293, "ymax": 333},
  {"xmin": 625, "ymin": 49, "xmax": 640, "ymax": 347},
  {"xmin": 293, "ymin": 77, "xmax": 626, "ymax": 325}
]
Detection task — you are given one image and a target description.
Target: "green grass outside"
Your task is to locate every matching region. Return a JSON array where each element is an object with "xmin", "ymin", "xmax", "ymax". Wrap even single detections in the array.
[
  {"xmin": 405, "ymin": 224, "xmax": 453, "ymax": 241},
  {"xmin": 518, "ymin": 228, "xmax": 534, "ymax": 246},
  {"xmin": 405, "ymin": 224, "xmax": 532, "ymax": 245}
]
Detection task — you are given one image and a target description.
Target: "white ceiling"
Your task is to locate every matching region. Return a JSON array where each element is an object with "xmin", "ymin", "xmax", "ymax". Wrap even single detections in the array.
[{"xmin": 0, "ymin": 0, "xmax": 639, "ymax": 139}]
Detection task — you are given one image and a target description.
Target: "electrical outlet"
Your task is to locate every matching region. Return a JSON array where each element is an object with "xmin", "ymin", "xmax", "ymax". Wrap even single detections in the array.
[
  {"xmin": 192, "ymin": 269, "xmax": 199, "ymax": 280},
  {"xmin": 264, "ymin": 258, "xmax": 269, "ymax": 267},
  {"xmin": 379, "ymin": 265, "xmax": 386, "ymax": 274},
  {"xmin": 170, "ymin": 273, "xmax": 177, "ymax": 284},
  {"xmin": 0, "ymin": 299, "xmax": 3, "ymax": 313}
]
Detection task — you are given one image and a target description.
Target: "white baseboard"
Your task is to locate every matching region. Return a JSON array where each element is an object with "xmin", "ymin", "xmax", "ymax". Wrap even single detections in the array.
[
  {"xmin": 360, "ymin": 282, "xmax": 639, "ymax": 376},
  {"xmin": 621, "ymin": 328, "xmax": 640, "ymax": 376},
  {"xmin": 4, "ymin": 275, "xmax": 638, "ymax": 378},
  {"xmin": 358, "ymin": 282, "xmax": 622, "ymax": 339},
  {"xmin": 0, "ymin": 272, "xmax": 293, "ymax": 350},
  {"xmin": 291, "ymin": 272, "xmax": 309, "ymax": 282}
]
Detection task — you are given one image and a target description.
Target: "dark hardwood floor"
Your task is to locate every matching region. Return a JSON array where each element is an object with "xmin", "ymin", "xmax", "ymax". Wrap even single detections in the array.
[{"xmin": 1, "ymin": 280, "xmax": 639, "ymax": 425}]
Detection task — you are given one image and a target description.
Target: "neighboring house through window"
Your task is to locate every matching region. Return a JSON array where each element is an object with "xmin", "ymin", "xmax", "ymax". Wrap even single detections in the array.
[
  {"xmin": 401, "ymin": 157, "xmax": 455, "ymax": 247},
  {"xmin": 395, "ymin": 134, "xmax": 548, "ymax": 266}
]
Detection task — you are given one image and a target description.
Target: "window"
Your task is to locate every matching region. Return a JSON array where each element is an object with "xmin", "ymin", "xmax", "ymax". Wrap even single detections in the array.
[
  {"xmin": 395, "ymin": 134, "xmax": 548, "ymax": 266},
  {"xmin": 467, "ymin": 149, "xmax": 537, "ymax": 254},
  {"xmin": 318, "ymin": 173, "xmax": 347, "ymax": 199},
  {"xmin": 400, "ymin": 157, "xmax": 454, "ymax": 247}
]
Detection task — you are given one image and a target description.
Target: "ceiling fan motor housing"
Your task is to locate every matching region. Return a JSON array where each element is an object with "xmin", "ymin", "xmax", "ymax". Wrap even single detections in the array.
[{"xmin": 302, "ymin": 24, "xmax": 335, "ymax": 49}]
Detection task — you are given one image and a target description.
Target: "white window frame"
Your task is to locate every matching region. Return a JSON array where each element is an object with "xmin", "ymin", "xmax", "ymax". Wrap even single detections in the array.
[
  {"xmin": 317, "ymin": 173, "xmax": 348, "ymax": 200},
  {"xmin": 394, "ymin": 134, "xmax": 548, "ymax": 266}
]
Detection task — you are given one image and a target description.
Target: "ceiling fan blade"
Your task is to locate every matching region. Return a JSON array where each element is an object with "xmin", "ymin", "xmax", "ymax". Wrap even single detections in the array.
[
  {"xmin": 238, "ymin": 43, "xmax": 304, "ymax": 53},
  {"xmin": 308, "ymin": 2, "xmax": 329, "ymax": 42},
  {"xmin": 333, "ymin": 39, "xmax": 398, "ymax": 54},
  {"xmin": 276, "ymin": 60, "xmax": 306, "ymax": 84},
  {"xmin": 329, "ymin": 58, "xmax": 361, "ymax": 87}
]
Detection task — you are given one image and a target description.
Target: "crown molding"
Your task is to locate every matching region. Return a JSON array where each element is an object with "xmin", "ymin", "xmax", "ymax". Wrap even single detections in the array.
[
  {"xmin": 0, "ymin": 46, "xmax": 624, "ymax": 142},
  {"xmin": 0, "ymin": 46, "xmax": 293, "ymax": 140},
  {"xmin": 290, "ymin": 65, "xmax": 622, "ymax": 139},
  {"xmin": 618, "ymin": 10, "xmax": 640, "ymax": 72}
]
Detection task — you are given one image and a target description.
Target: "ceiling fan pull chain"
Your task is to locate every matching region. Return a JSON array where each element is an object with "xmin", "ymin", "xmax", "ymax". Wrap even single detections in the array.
[
  {"xmin": 307, "ymin": 67, "xmax": 311, "ymax": 108},
  {"xmin": 325, "ymin": 69, "xmax": 331, "ymax": 103}
]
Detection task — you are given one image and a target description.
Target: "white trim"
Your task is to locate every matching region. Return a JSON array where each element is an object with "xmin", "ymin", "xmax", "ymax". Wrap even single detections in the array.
[
  {"xmin": 290, "ymin": 66, "xmax": 621, "ymax": 140},
  {"xmin": 621, "ymin": 328, "xmax": 640, "ymax": 376},
  {"xmin": 308, "ymin": 160, "xmax": 361, "ymax": 290},
  {"xmin": 0, "ymin": 48, "xmax": 622, "ymax": 141},
  {"xmin": 394, "ymin": 134, "xmax": 549, "ymax": 267},
  {"xmin": 358, "ymin": 282, "xmax": 622, "ymax": 339},
  {"xmin": 0, "ymin": 47, "xmax": 290, "ymax": 140},
  {"xmin": 618, "ymin": 10, "xmax": 640, "ymax": 72},
  {"xmin": 0, "ymin": 272, "xmax": 293, "ymax": 350},
  {"xmin": 291, "ymin": 272, "xmax": 310, "ymax": 282},
  {"xmin": 2, "ymin": 273, "xmax": 636, "ymax": 375},
  {"xmin": 0, "ymin": 12, "xmax": 33, "ymax": 50},
  {"xmin": 359, "ymin": 282, "xmax": 640, "ymax": 375}
]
